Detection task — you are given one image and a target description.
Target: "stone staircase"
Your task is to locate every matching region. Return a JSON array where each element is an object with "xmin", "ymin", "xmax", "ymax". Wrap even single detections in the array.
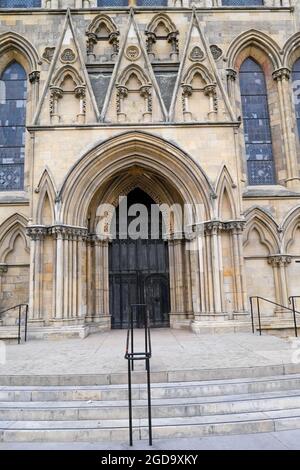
[{"xmin": 1, "ymin": 371, "xmax": 300, "ymax": 443}]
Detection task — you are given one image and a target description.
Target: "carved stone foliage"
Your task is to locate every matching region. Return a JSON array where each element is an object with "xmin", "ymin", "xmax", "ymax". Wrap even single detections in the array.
[
  {"xmin": 42, "ymin": 46, "xmax": 55, "ymax": 64},
  {"xmin": 86, "ymin": 14, "xmax": 119, "ymax": 62},
  {"xmin": 125, "ymin": 45, "xmax": 141, "ymax": 62},
  {"xmin": 190, "ymin": 46, "xmax": 205, "ymax": 62},
  {"xmin": 60, "ymin": 48, "xmax": 76, "ymax": 64},
  {"xmin": 210, "ymin": 44, "xmax": 223, "ymax": 61},
  {"xmin": 145, "ymin": 14, "xmax": 179, "ymax": 62}
]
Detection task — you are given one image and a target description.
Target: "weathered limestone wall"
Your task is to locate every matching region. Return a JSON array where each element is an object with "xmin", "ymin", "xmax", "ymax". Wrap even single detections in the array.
[{"xmin": 0, "ymin": 3, "xmax": 299, "ymax": 334}]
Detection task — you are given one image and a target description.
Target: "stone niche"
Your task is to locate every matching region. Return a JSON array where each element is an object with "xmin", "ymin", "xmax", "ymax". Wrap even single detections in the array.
[
  {"xmin": 50, "ymin": 66, "xmax": 86, "ymax": 124},
  {"xmin": 86, "ymin": 15, "xmax": 119, "ymax": 64}
]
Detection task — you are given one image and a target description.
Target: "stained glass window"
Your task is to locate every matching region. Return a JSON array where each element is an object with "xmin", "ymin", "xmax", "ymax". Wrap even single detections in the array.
[
  {"xmin": 292, "ymin": 59, "xmax": 300, "ymax": 140},
  {"xmin": 0, "ymin": 62, "xmax": 27, "ymax": 190},
  {"xmin": 239, "ymin": 58, "xmax": 275, "ymax": 185},
  {"xmin": 222, "ymin": 1, "xmax": 263, "ymax": 5},
  {"xmin": 97, "ymin": 0, "xmax": 128, "ymax": 6},
  {"xmin": 0, "ymin": 1, "xmax": 41, "ymax": 7}
]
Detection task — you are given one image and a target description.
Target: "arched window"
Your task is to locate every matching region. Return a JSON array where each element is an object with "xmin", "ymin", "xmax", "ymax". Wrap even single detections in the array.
[
  {"xmin": 239, "ymin": 58, "xmax": 275, "ymax": 185},
  {"xmin": 0, "ymin": 62, "xmax": 27, "ymax": 190},
  {"xmin": 292, "ymin": 59, "xmax": 300, "ymax": 140},
  {"xmin": 222, "ymin": 1, "xmax": 263, "ymax": 5},
  {"xmin": 0, "ymin": 1, "xmax": 41, "ymax": 6}
]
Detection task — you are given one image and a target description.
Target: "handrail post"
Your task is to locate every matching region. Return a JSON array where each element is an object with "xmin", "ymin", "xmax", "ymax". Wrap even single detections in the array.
[
  {"xmin": 128, "ymin": 356, "xmax": 133, "ymax": 446},
  {"xmin": 289, "ymin": 296, "xmax": 298, "ymax": 338},
  {"xmin": 24, "ymin": 304, "xmax": 28, "ymax": 342},
  {"xmin": 18, "ymin": 304, "xmax": 21, "ymax": 345},
  {"xmin": 146, "ymin": 356, "xmax": 152, "ymax": 446},
  {"xmin": 131, "ymin": 306, "xmax": 134, "ymax": 372},
  {"xmin": 250, "ymin": 296, "xmax": 255, "ymax": 334},
  {"xmin": 257, "ymin": 297, "xmax": 262, "ymax": 336}
]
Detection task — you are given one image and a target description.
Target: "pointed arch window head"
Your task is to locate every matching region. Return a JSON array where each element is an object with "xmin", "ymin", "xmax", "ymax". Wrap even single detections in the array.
[
  {"xmin": 292, "ymin": 59, "xmax": 300, "ymax": 140},
  {"xmin": 0, "ymin": 61, "xmax": 27, "ymax": 191},
  {"xmin": 239, "ymin": 57, "xmax": 275, "ymax": 185},
  {"xmin": 0, "ymin": 1, "xmax": 41, "ymax": 6}
]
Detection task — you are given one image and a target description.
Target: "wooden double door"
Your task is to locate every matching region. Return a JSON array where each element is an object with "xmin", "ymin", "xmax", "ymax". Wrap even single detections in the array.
[{"xmin": 109, "ymin": 189, "xmax": 170, "ymax": 329}]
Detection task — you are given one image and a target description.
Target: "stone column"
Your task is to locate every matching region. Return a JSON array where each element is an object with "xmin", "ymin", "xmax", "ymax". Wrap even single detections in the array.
[
  {"xmin": 140, "ymin": 85, "xmax": 152, "ymax": 123},
  {"xmin": 204, "ymin": 84, "xmax": 218, "ymax": 120},
  {"xmin": 205, "ymin": 222, "xmax": 223, "ymax": 313},
  {"xmin": 0, "ymin": 264, "xmax": 8, "ymax": 311},
  {"xmin": 145, "ymin": 32, "xmax": 156, "ymax": 62},
  {"xmin": 86, "ymin": 33, "xmax": 97, "ymax": 61},
  {"xmin": 182, "ymin": 85, "xmax": 193, "ymax": 122},
  {"xmin": 94, "ymin": 237, "xmax": 110, "ymax": 321},
  {"xmin": 50, "ymin": 86, "xmax": 62, "ymax": 125},
  {"xmin": 226, "ymin": 68, "xmax": 237, "ymax": 102},
  {"xmin": 268, "ymin": 255, "xmax": 292, "ymax": 314},
  {"xmin": 116, "ymin": 86, "xmax": 128, "ymax": 123},
  {"xmin": 29, "ymin": 71, "xmax": 40, "ymax": 116},
  {"xmin": 227, "ymin": 221, "xmax": 248, "ymax": 315},
  {"xmin": 109, "ymin": 32, "xmax": 120, "ymax": 60},
  {"xmin": 75, "ymin": 86, "xmax": 86, "ymax": 124},
  {"xmin": 26, "ymin": 226, "xmax": 48, "ymax": 323},
  {"xmin": 273, "ymin": 67, "xmax": 300, "ymax": 189},
  {"xmin": 168, "ymin": 32, "xmax": 179, "ymax": 61}
]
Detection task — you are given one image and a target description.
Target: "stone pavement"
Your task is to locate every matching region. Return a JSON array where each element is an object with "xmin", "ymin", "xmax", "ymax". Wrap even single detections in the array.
[
  {"xmin": 0, "ymin": 329, "xmax": 298, "ymax": 377},
  {"xmin": 0, "ymin": 429, "xmax": 299, "ymax": 450}
]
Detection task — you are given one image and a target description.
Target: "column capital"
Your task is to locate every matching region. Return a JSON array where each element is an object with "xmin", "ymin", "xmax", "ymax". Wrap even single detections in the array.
[
  {"xmin": 29, "ymin": 70, "xmax": 40, "ymax": 84},
  {"xmin": 268, "ymin": 254, "xmax": 292, "ymax": 267},
  {"xmin": 272, "ymin": 67, "xmax": 291, "ymax": 82},
  {"xmin": 204, "ymin": 220, "xmax": 224, "ymax": 234},
  {"xmin": 26, "ymin": 225, "xmax": 48, "ymax": 240},
  {"xmin": 225, "ymin": 220, "xmax": 246, "ymax": 233},
  {"xmin": 51, "ymin": 225, "xmax": 88, "ymax": 241},
  {"xmin": 0, "ymin": 263, "xmax": 8, "ymax": 275},
  {"xmin": 226, "ymin": 68, "xmax": 237, "ymax": 81}
]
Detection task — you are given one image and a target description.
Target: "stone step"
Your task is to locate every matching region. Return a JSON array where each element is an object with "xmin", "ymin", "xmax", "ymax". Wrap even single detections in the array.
[
  {"xmin": 1, "ymin": 374, "xmax": 300, "ymax": 402},
  {"xmin": 1, "ymin": 363, "xmax": 300, "ymax": 386},
  {"xmin": 1, "ymin": 389, "xmax": 300, "ymax": 420},
  {"xmin": 1, "ymin": 408, "xmax": 300, "ymax": 442}
]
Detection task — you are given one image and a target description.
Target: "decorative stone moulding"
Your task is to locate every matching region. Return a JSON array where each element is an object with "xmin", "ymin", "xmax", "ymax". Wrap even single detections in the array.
[
  {"xmin": 42, "ymin": 47, "xmax": 55, "ymax": 64},
  {"xmin": 210, "ymin": 45, "xmax": 223, "ymax": 61},
  {"xmin": 189, "ymin": 46, "xmax": 205, "ymax": 62},
  {"xmin": 125, "ymin": 45, "xmax": 141, "ymax": 62},
  {"xmin": 60, "ymin": 48, "xmax": 77, "ymax": 64}
]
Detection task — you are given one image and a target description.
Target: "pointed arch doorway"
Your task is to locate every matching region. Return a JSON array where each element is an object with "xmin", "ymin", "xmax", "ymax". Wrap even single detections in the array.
[{"xmin": 109, "ymin": 188, "xmax": 170, "ymax": 329}]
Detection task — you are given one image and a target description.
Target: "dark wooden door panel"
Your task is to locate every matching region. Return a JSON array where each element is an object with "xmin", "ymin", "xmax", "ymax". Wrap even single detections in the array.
[{"xmin": 108, "ymin": 188, "xmax": 170, "ymax": 329}]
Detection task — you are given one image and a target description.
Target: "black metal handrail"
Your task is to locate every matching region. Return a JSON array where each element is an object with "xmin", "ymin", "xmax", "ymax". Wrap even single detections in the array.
[
  {"xmin": 250, "ymin": 296, "xmax": 300, "ymax": 337},
  {"xmin": 288, "ymin": 296, "xmax": 300, "ymax": 338},
  {"xmin": 125, "ymin": 303, "xmax": 152, "ymax": 447},
  {"xmin": 0, "ymin": 303, "xmax": 28, "ymax": 344}
]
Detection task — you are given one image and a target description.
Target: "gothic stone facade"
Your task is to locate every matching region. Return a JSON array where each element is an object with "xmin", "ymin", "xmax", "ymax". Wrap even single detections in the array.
[{"xmin": 0, "ymin": 0, "xmax": 300, "ymax": 337}]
